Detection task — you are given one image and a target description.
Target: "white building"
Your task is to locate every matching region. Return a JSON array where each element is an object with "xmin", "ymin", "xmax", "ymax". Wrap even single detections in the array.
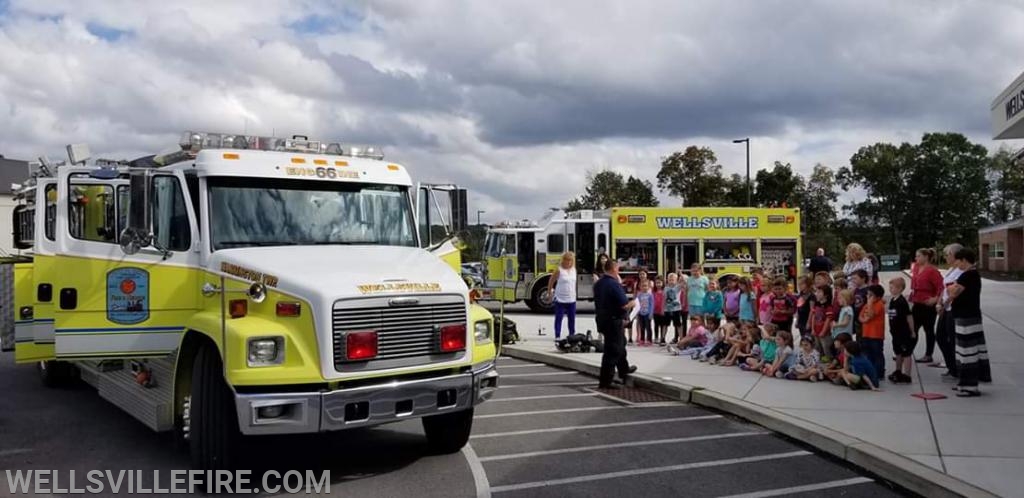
[{"xmin": 0, "ymin": 156, "xmax": 29, "ymax": 257}]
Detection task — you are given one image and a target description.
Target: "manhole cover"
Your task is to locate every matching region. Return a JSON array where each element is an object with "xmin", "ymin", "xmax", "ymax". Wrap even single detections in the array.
[{"xmin": 593, "ymin": 386, "xmax": 674, "ymax": 403}]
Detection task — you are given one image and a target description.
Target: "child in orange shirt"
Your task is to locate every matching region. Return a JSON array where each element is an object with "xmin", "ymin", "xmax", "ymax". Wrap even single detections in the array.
[{"xmin": 859, "ymin": 285, "xmax": 886, "ymax": 381}]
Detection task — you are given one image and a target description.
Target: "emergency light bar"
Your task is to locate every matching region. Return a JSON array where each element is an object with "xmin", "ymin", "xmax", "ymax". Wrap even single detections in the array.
[{"xmin": 180, "ymin": 131, "xmax": 385, "ymax": 160}]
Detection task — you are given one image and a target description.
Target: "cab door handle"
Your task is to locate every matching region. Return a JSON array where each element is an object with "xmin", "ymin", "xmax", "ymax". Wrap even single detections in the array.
[{"xmin": 59, "ymin": 288, "xmax": 77, "ymax": 310}]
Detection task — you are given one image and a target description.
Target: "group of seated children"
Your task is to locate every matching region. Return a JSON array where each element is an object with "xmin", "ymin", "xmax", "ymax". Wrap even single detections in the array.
[{"xmin": 663, "ymin": 271, "xmax": 917, "ymax": 391}]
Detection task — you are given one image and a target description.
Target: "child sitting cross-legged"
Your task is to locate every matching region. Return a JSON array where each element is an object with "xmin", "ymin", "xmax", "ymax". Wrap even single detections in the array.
[
  {"xmin": 787, "ymin": 336, "xmax": 823, "ymax": 381},
  {"xmin": 667, "ymin": 315, "xmax": 709, "ymax": 356},
  {"xmin": 824, "ymin": 332, "xmax": 853, "ymax": 384},
  {"xmin": 721, "ymin": 322, "xmax": 757, "ymax": 366},
  {"xmin": 741, "ymin": 323, "xmax": 778, "ymax": 372},
  {"xmin": 702, "ymin": 321, "xmax": 739, "ymax": 364},
  {"xmin": 763, "ymin": 330, "xmax": 795, "ymax": 378}
]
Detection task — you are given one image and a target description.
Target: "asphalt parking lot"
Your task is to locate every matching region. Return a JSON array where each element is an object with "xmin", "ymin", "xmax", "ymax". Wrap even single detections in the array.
[{"xmin": 0, "ymin": 353, "xmax": 910, "ymax": 497}]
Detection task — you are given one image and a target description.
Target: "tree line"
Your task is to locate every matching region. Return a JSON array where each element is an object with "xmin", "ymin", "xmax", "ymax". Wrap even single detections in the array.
[{"xmin": 565, "ymin": 132, "xmax": 1023, "ymax": 265}]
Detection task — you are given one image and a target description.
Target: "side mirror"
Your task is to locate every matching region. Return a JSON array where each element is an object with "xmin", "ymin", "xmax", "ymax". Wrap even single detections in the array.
[
  {"xmin": 119, "ymin": 171, "xmax": 152, "ymax": 255},
  {"xmin": 450, "ymin": 187, "xmax": 468, "ymax": 233}
]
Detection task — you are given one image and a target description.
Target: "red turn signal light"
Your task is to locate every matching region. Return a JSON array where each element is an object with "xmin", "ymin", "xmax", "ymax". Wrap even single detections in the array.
[
  {"xmin": 346, "ymin": 331, "xmax": 378, "ymax": 360},
  {"xmin": 440, "ymin": 324, "xmax": 466, "ymax": 352},
  {"xmin": 229, "ymin": 299, "xmax": 248, "ymax": 319},
  {"xmin": 276, "ymin": 301, "xmax": 301, "ymax": 317}
]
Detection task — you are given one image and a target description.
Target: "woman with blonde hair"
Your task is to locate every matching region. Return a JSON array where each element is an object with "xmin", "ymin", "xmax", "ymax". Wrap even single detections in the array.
[
  {"xmin": 548, "ymin": 251, "xmax": 578, "ymax": 342},
  {"xmin": 842, "ymin": 243, "xmax": 874, "ymax": 279}
]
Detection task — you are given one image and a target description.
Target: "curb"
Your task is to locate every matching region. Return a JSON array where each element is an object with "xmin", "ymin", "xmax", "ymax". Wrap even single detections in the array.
[{"xmin": 502, "ymin": 345, "xmax": 1000, "ymax": 498}]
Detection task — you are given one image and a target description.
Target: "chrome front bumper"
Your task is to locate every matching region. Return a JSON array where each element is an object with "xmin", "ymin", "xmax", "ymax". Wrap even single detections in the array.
[{"xmin": 234, "ymin": 362, "xmax": 499, "ymax": 435}]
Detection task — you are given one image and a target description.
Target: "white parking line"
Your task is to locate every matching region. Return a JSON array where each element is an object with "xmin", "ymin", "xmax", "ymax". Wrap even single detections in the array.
[
  {"xmin": 488, "ymin": 393, "xmax": 599, "ymax": 403},
  {"xmin": 478, "ymin": 431, "xmax": 769, "ymax": 462},
  {"xmin": 461, "ymin": 444, "xmax": 492, "ymax": 498},
  {"xmin": 494, "ymin": 363, "xmax": 544, "ymax": 368},
  {"xmin": 470, "ymin": 415, "xmax": 721, "ymax": 439},
  {"xmin": 500, "ymin": 371, "xmax": 581, "ymax": 378},
  {"xmin": 498, "ymin": 382, "xmax": 594, "ymax": 388},
  {"xmin": 490, "ymin": 451, "xmax": 811, "ymax": 493},
  {"xmin": 476, "ymin": 405, "xmax": 629, "ymax": 419},
  {"xmin": 715, "ymin": 477, "xmax": 874, "ymax": 498}
]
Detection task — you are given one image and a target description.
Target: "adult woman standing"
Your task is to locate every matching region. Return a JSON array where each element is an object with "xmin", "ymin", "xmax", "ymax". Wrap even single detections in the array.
[
  {"xmin": 911, "ymin": 248, "xmax": 944, "ymax": 364},
  {"xmin": 842, "ymin": 243, "xmax": 874, "ymax": 279},
  {"xmin": 595, "ymin": 253, "xmax": 610, "ymax": 279},
  {"xmin": 946, "ymin": 247, "xmax": 991, "ymax": 397},
  {"xmin": 548, "ymin": 252, "xmax": 578, "ymax": 343},
  {"xmin": 935, "ymin": 243, "xmax": 964, "ymax": 377}
]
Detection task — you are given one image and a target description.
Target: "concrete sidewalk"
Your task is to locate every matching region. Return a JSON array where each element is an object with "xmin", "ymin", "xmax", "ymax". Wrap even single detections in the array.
[{"xmin": 497, "ymin": 274, "xmax": 1024, "ymax": 498}]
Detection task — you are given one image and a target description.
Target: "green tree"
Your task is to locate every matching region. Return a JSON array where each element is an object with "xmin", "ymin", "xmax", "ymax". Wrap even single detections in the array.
[
  {"xmin": 801, "ymin": 164, "xmax": 840, "ymax": 259},
  {"xmin": 656, "ymin": 146, "xmax": 726, "ymax": 206},
  {"xmin": 753, "ymin": 161, "xmax": 805, "ymax": 207},
  {"xmin": 838, "ymin": 133, "xmax": 990, "ymax": 263},
  {"xmin": 987, "ymin": 147, "xmax": 1024, "ymax": 224},
  {"xmin": 567, "ymin": 169, "xmax": 658, "ymax": 210},
  {"xmin": 721, "ymin": 173, "xmax": 749, "ymax": 207}
]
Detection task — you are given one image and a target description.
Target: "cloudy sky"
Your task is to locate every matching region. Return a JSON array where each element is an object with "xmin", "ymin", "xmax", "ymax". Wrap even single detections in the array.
[{"xmin": 1, "ymin": 0, "xmax": 1022, "ymax": 223}]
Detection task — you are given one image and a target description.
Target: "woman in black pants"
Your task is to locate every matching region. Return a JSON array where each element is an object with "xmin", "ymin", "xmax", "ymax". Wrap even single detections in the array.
[
  {"xmin": 935, "ymin": 244, "xmax": 963, "ymax": 377},
  {"xmin": 910, "ymin": 248, "xmax": 944, "ymax": 364}
]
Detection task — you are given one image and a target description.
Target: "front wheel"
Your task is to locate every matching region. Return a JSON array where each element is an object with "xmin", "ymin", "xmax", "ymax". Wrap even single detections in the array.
[
  {"xmin": 188, "ymin": 345, "xmax": 241, "ymax": 470},
  {"xmin": 527, "ymin": 282, "xmax": 554, "ymax": 313},
  {"xmin": 422, "ymin": 408, "xmax": 474, "ymax": 454}
]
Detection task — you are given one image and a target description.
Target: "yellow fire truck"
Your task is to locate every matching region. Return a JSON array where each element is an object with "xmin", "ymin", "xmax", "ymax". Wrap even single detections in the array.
[
  {"xmin": 0, "ymin": 133, "xmax": 499, "ymax": 469},
  {"xmin": 481, "ymin": 206, "xmax": 801, "ymax": 311}
]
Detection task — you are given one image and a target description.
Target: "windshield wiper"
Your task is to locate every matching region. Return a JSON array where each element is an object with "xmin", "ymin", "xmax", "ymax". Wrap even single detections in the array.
[{"xmin": 218, "ymin": 241, "xmax": 299, "ymax": 247}]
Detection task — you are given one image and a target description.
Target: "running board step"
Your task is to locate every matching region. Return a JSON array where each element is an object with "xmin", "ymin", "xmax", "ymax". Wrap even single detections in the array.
[{"xmin": 76, "ymin": 356, "xmax": 176, "ymax": 432}]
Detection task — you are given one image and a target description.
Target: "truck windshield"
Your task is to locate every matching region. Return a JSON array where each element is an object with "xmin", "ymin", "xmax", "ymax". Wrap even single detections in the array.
[{"xmin": 208, "ymin": 177, "xmax": 416, "ymax": 251}]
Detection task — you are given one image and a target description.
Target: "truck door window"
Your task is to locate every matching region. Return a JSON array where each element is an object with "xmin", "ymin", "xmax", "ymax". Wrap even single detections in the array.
[
  {"xmin": 68, "ymin": 184, "xmax": 116, "ymax": 243},
  {"xmin": 615, "ymin": 240, "xmax": 658, "ymax": 273},
  {"xmin": 45, "ymin": 184, "xmax": 56, "ymax": 241},
  {"xmin": 547, "ymin": 234, "xmax": 565, "ymax": 253},
  {"xmin": 151, "ymin": 175, "xmax": 191, "ymax": 252}
]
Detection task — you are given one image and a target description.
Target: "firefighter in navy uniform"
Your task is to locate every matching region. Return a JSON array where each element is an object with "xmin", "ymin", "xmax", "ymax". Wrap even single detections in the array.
[{"xmin": 594, "ymin": 259, "xmax": 637, "ymax": 388}]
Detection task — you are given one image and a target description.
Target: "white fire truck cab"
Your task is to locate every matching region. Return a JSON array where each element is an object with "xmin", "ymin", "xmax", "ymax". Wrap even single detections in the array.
[{"xmin": 0, "ymin": 132, "xmax": 499, "ymax": 470}]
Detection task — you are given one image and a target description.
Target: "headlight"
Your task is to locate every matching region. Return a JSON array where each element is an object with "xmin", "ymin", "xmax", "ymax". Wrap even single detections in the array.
[
  {"xmin": 247, "ymin": 337, "xmax": 284, "ymax": 367},
  {"xmin": 474, "ymin": 321, "xmax": 492, "ymax": 345}
]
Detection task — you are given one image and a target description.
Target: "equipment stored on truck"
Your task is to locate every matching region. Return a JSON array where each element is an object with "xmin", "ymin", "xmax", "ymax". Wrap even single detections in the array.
[
  {"xmin": 0, "ymin": 132, "xmax": 499, "ymax": 470},
  {"xmin": 480, "ymin": 206, "xmax": 801, "ymax": 311}
]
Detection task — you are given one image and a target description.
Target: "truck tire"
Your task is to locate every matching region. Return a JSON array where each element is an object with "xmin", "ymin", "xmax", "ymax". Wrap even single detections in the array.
[
  {"xmin": 189, "ymin": 345, "xmax": 240, "ymax": 470},
  {"xmin": 526, "ymin": 280, "xmax": 554, "ymax": 313},
  {"xmin": 422, "ymin": 408, "xmax": 474, "ymax": 454},
  {"xmin": 38, "ymin": 360, "xmax": 74, "ymax": 388}
]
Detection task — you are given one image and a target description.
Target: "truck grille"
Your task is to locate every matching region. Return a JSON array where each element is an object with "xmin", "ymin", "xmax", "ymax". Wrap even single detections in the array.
[{"xmin": 332, "ymin": 296, "xmax": 467, "ymax": 369}]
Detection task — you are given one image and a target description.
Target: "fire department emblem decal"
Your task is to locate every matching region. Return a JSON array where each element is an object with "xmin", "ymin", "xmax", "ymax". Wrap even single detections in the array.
[{"xmin": 107, "ymin": 267, "xmax": 150, "ymax": 325}]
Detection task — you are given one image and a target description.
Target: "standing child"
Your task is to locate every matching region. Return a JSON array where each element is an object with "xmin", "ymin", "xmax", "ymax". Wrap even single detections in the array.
[
  {"xmin": 751, "ymin": 268, "xmax": 765, "ymax": 298},
  {"xmin": 849, "ymin": 269, "xmax": 870, "ymax": 340},
  {"xmin": 790, "ymin": 337, "xmax": 823, "ymax": 381},
  {"xmin": 795, "ymin": 275, "xmax": 814, "ymax": 339},
  {"xmin": 843, "ymin": 341, "xmax": 880, "ymax": 391},
  {"xmin": 813, "ymin": 271, "xmax": 833, "ymax": 291},
  {"xmin": 764, "ymin": 331, "xmax": 795, "ymax": 378},
  {"xmin": 636, "ymin": 280, "xmax": 654, "ymax": 346},
  {"xmin": 739, "ymin": 277, "xmax": 757, "ymax": 325},
  {"xmin": 702, "ymin": 280, "xmax": 724, "ymax": 323},
  {"xmin": 653, "ymin": 277, "xmax": 667, "ymax": 346},
  {"xmin": 633, "ymin": 271, "xmax": 650, "ymax": 344},
  {"xmin": 832, "ymin": 289, "xmax": 855, "ymax": 339},
  {"xmin": 723, "ymin": 277, "xmax": 741, "ymax": 323},
  {"xmin": 859, "ymin": 284, "xmax": 887, "ymax": 381},
  {"xmin": 887, "ymin": 277, "xmax": 916, "ymax": 384},
  {"xmin": 742, "ymin": 324, "xmax": 778, "ymax": 371},
  {"xmin": 687, "ymin": 264, "xmax": 709, "ymax": 320},
  {"xmin": 664, "ymin": 273, "xmax": 683, "ymax": 343},
  {"xmin": 769, "ymin": 278, "xmax": 797, "ymax": 333},
  {"xmin": 758, "ymin": 290, "xmax": 773, "ymax": 326},
  {"xmin": 809, "ymin": 286, "xmax": 835, "ymax": 357}
]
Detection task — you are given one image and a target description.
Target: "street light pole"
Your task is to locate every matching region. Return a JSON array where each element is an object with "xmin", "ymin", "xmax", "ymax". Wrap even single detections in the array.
[
  {"xmin": 476, "ymin": 210, "xmax": 485, "ymax": 226},
  {"xmin": 733, "ymin": 138, "xmax": 750, "ymax": 206}
]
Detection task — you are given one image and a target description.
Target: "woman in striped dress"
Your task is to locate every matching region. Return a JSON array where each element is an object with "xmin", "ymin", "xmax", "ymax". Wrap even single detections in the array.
[{"xmin": 946, "ymin": 247, "xmax": 991, "ymax": 397}]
